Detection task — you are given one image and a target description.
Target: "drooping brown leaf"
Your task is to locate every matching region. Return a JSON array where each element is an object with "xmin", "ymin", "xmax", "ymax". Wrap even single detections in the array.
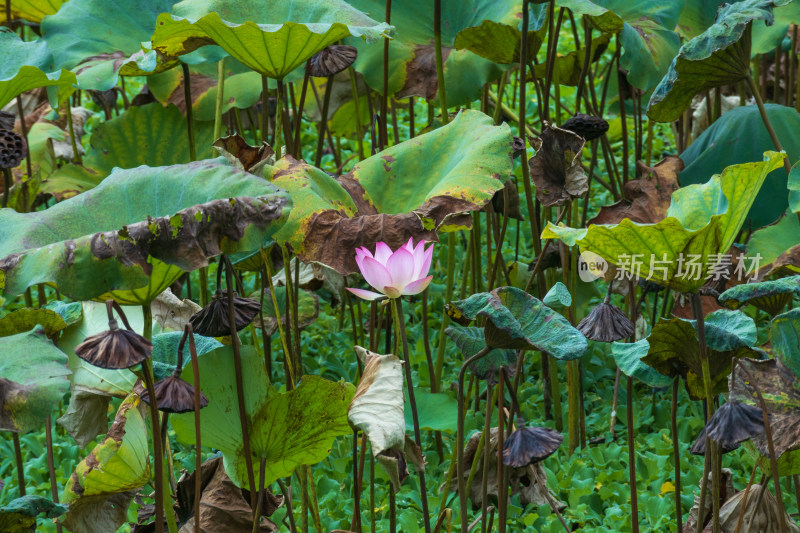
[
  {"xmin": 690, "ymin": 400, "xmax": 764, "ymax": 455},
  {"xmin": 710, "ymin": 484, "xmax": 800, "ymax": 533},
  {"xmin": 529, "ymin": 123, "xmax": 587, "ymax": 207},
  {"xmin": 75, "ymin": 320, "xmax": 152, "ymax": 369},
  {"xmin": 576, "ymin": 302, "xmax": 634, "ymax": 343},
  {"xmin": 491, "ymin": 179, "xmax": 522, "ymax": 219},
  {"xmin": 212, "ymin": 133, "xmax": 274, "ymax": 174},
  {"xmin": 306, "ymin": 45, "xmax": 358, "ymax": 78},
  {"xmin": 396, "ymin": 44, "xmax": 452, "ymax": 100},
  {"xmin": 502, "ymin": 423, "xmax": 563, "ymax": 467},
  {"xmin": 189, "ymin": 290, "xmax": 261, "ymax": 338},
  {"xmin": 151, "ymin": 288, "xmax": 202, "ymax": 332},
  {"xmin": 683, "ymin": 468, "xmax": 735, "ymax": 533},
  {"xmin": 173, "ymin": 456, "xmax": 281, "ymax": 533},
  {"xmin": 56, "ymin": 390, "xmax": 111, "ymax": 448},
  {"xmin": 140, "ymin": 375, "xmax": 208, "ymax": 414},
  {"xmin": 166, "ymin": 73, "xmax": 217, "ymax": 114},
  {"xmin": 589, "ymin": 156, "xmax": 682, "ymax": 225}
]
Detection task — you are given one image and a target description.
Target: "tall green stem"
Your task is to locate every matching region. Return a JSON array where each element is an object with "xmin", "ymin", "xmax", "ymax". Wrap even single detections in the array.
[
  {"xmin": 434, "ymin": 232, "xmax": 455, "ymax": 387},
  {"xmin": 433, "ymin": 0, "xmax": 448, "ymax": 124},
  {"xmin": 181, "ymin": 63, "xmax": 196, "ymax": 161},
  {"xmin": 212, "ymin": 57, "xmax": 226, "ymax": 153},
  {"xmin": 746, "ymin": 74, "xmax": 791, "ymax": 174},
  {"xmin": 65, "ymin": 103, "xmax": 82, "ymax": 165},
  {"xmin": 392, "ymin": 297, "xmax": 432, "ymax": 533}
]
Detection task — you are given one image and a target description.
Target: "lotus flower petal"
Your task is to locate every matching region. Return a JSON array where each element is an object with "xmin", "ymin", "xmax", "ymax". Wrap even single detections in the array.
[
  {"xmin": 374, "ymin": 242, "xmax": 393, "ymax": 265},
  {"xmin": 360, "ymin": 256, "xmax": 393, "ymax": 293},
  {"xmin": 346, "ymin": 287, "xmax": 385, "ymax": 301},
  {"xmin": 385, "ymin": 247, "xmax": 415, "ymax": 292},
  {"xmin": 401, "ymin": 275, "xmax": 433, "ymax": 296}
]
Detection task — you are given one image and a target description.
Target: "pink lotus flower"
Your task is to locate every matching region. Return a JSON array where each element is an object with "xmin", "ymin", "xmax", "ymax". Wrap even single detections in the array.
[{"xmin": 347, "ymin": 239, "xmax": 434, "ymax": 301}]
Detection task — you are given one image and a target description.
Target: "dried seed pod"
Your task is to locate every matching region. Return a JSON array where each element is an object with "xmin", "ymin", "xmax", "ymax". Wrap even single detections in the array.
[
  {"xmin": 306, "ymin": 45, "xmax": 358, "ymax": 77},
  {"xmin": 75, "ymin": 317, "xmax": 152, "ymax": 369},
  {"xmin": 561, "ymin": 113, "xmax": 609, "ymax": 141},
  {"xmin": 141, "ymin": 375, "xmax": 208, "ymax": 414},
  {"xmin": 510, "ymin": 136, "xmax": 526, "ymax": 159},
  {"xmin": 690, "ymin": 400, "xmax": 765, "ymax": 455},
  {"xmin": 189, "ymin": 289, "xmax": 261, "ymax": 337},
  {"xmin": 502, "ymin": 420, "xmax": 563, "ymax": 467},
  {"xmin": 577, "ymin": 301, "xmax": 634, "ymax": 342},
  {"xmin": 0, "ymin": 129, "xmax": 27, "ymax": 169}
]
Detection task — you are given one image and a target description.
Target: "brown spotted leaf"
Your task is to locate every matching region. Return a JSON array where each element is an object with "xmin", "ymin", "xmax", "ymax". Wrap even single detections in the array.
[
  {"xmin": 590, "ymin": 156, "xmax": 682, "ymax": 225},
  {"xmin": 264, "ymin": 110, "xmax": 512, "ymax": 274},
  {"xmin": 0, "ymin": 159, "xmax": 290, "ymax": 301},
  {"xmin": 529, "ymin": 123, "xmax": 587, "ymax": 207},
  {"xmin": 212, "ymin": 133, "xmax": 275, "ymax": 174}
]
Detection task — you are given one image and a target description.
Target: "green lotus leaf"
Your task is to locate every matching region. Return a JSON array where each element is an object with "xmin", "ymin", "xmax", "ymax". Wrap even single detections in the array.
[
  {"xmin": 44, "ymin": 300, "xmax": 83, "ymax": 326},
  {"xmin": 45, "ymin": 103, "xmax": 216, "ymax": 199},
  {"xmin": 676, "ymin": 1, "xmax": 725, "ymax": 39},
  {"xmin": 789, "ymin": 160, "xmax": 800, "ymax": 214},
  {"xmin": 532, "ymin": 33, "xmax": 611, "ymax": 86},
  {"xmin": 0, "ymin": 30, "xmax": 76, "ymax": 109},
  {"xmin": 264, "ymin": 110, "xmax": 511, "ymax": 274},
  {"xmin": 0, "ymin": 308, "xmax": 67, "ymax": 338},
  {"xmin": 0, "ymin": 326, "xmax": 70, "ymax": 433},
  {"xmin": 543, "ymin": 152, "xmax": 784, "ymax": 292},
  {"xmin": 0, "ymin": 159, "xmax": 290, "ymax": 301},
  {"xmin": 747, "ymin": 209, "xmax": 800, "ymax": 271},
  {"xmin": 0, "ymin": 0, "xmax": 66, "ymax": 24},
  {"xmin": 731, "ymin": 357, "xmax": 800, "ymax": 470},
  {"xmin": 611, "ymin": 339, "xmax": 673, "ymax": 388},
  {"xmin": 302, "ymin": 71, "xmax": 371, "ymax": 138},
  {"xmin": 347, "ymin": 0, "xmax": 519, "ymax": 106},
  {"xmin": 555, "ymin": 0, "xmax": 625, "ymax": 33},
  {"xmin": 751, "ymin": 0, "xmax": 800, "ymax": 54},
  {"xmin": 445, "ymin": 325, "xmax": 517, "ymax": 383},
  {"xmin": 172, "ymin": 346, "xmax": 354, "ymax": 489},
  {"xmin": 61, "ymin": 393, "xmax": 151, "ymax": 533},
  {"xmin": 679, "ymin": 104, "xmax": 800, "ymax": 228},
  {"xmin": 719, "ymin": 276, "xmax": 800, "ymax": 315},
  {"xmin": 58, "ymin": 301, "xmax": 141, "ymax": 399},
  {"xmin": 542, "ymin": 281, "xmax": 572, "ymax": 310},
  {"xmin": 648, "ymin": 0, "xmax": 790, "ymax": 122},
  {"xmin": 643, "ymin": 310, "xmax": 759, "ymax": 400},
  {"xmin": 40, "ymin": 0, "xmax": 180, "ymax": 91},
  {"xmin": 453, "ymin": 17, "xmax": 548, "ymax": 65},
  {"xmin": 93, "ymin": 258, "xmax": 185, "ymax": 306},
  {"xmin": 151, "ymin": 0, "xmax": 393, "ymax": 80},
  {"xmin": 404, "ymin": 389, "xmax": 458, "ymax": 434},
  {"xmin": 448, "ymin": 286, "xmax": 587, "ymax": 359},
  {"xmin": 0, "ymin": 495, "xmax": 67, "ymax": 533},
  {"xmin": 151, "ymin": 330, "xmax": 222, "ymax": 380},
  {"xmin": 147, "ymin": 58, "xmax": 267, "ymax": 122},
  {"xmin": 771, "ymin": 308, "xmax": 800, "ymax": 377},
  {"xmin": 253, "ymin": 285, "xmax": 319, "ymax": 337}
]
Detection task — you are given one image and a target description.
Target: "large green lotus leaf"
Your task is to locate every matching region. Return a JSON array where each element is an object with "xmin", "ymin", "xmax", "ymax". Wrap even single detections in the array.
[
  {"xmin": 747, "ymin": 209, "xmax": 800, "ymax": 268},
  {"xmin": 0, "ymin": 308, "xmax": 66, "ymax": 337},
  {"xmin": 44, "ymin": 300, "xmax": 83, "ymax": 326},
  {"xmin": 445, "ymin": 325, "xmax": 517, "ymax": 383},
  {"xmin": 93, "ymin": 258, "xmax": 184, "ymax": 306},
  {"xmin": 347, "ymin": 0, "xmax": 518, "ymax": 106},
  {"xmin": 61, "ymin": 393, "xmax": 151, "ymax": 533},
  {"xmin": 151, "ymin": 0, "xmax": 392, "ymax": 80},
  {"xmin": 151, "ymin": 330, "xmax": 222, "ymax": 380},
  {"xmin": 58, "ymin": 301, "xmax": 142, "ymax": 399},
  {"xmin": 731, "ymin": 358, "xmax": 800, "ymax": 468},
  {"xmin": 719, "ymin": 276, "xmax": 800, "ymax": 315},
  {"xmin": 679, "ymin": 104, "xmax": 799, "ymax": 228},
  {"xmin": 448, "ymin": 286, "xmax": 587, "ymax": 359},
  {"xmin": 264, "ymin": 110, "xmax": 511, "ymax": 274},
  {"xmin": 40, "ymin": 0, "xmax": 180, "ymax": 91},
  {"xmin": 453, "ymin": 14, "xmax": 549, "ymax": 66},
  {"xmin": 0, "ymin": 495, "xmax": 67, "ymax": 533},
  {"xmin": 0, "ymin": 30, "xmax": 76, "ymax": 109},
  {"xmin": 543, "ymin": 152, "xmax": 784, "ymax": 292},
  {"xmin": 0, "ymin": 326, "xmax": 70, "ymax": 433},
  {"xmin": 648, "ymin": 0, "xmax": 790, "ymax": 122},
  {"xmin": 0, "ymin": 159, "xmax": 290, "ymax": 300},
  {"xmin": 612, "ymin": 340, "xmax": 673, "ymax": 388},
  {"xmin": 45, "ymin": 103, "xmax": 216, "ymax": 199},
  {"xmin": 172, "ymin": 346, "xmax": 354, "ymax": 489},
  {"xmin": 676, "ymin": 1, "xmax": 725, "ymax": 39},
  {"xmin": 790, "ymin": 161, "xmax": 800, "ymax": 214},
  {"xmin": 0, "ymin": 0, "xmax": 66, "ymax": 24},
  {"xmin": 751, "ymin": 1, "xmax": 800, "ymax": 54},
  {"xmin": 643, "ymin": 310, "xmax": 759, "ymax": 400},
  {"xmin": 771, "ymin": 308, "xmax": 800, "ymax": 377}
]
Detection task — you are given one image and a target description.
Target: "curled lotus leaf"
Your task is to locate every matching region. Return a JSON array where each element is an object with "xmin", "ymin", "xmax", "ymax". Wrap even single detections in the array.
[
  {"xmin": 648, "ymin": 0, "xmax": 791, "ymax": 122},
  {"xmin": 447, "ymin": 286, "xmax": 587, "ymax": 359},
  {"xmin": 642, "ymin": 310, "xmax": 760, "ymax": 400},
  {"xmin": 445, "ymin": 325, "xmax": 517, "ymax": 385},
  {"xmin": 454, "ymin": 17, "xmax": 548, "ymax": 65},
  {"xmin": 747, "ymin": 210, "xmax": 800, "ymax": 279},
  {"xmin": 529, "ymin": 123, "xmax": 587, "ymax": 207},
  {"xmin": 151, "ymin": 0, "xmax": 393, "ymax": 80},
  {"xmin": 719, "ymin": 276, "xmax": 800, "ymax": 315},
  {"xmin": 612, "ymin": 339, "xmax": 674, "ymax": 388},
  {"xmin": 543, "ymin": 152, "xmax": 784, "ymax": 292},
  {"xmin": 0, "ymin": 495, "xmax": 68, "ymax": 533},
  {"xmin": 771, "ymin": 308, "xmax": 800, "ymax": 378},
  {"xmin": 264, "ymin": 110, "xmax": 512, "ymax": 274},
  {"xmin": 0, "ymin": 0, "xmax": 66, "ymax": 24},
  {"xmin": 0, "ymin": 307, "xmax": 67, "ymax": 338},
  {"xmin": 61, "ymin": 393, "xmax": 151, "ymax": 533},
  {"xmin": 0, "ymin": 159, "xmax": 291, "ymax": 301}
]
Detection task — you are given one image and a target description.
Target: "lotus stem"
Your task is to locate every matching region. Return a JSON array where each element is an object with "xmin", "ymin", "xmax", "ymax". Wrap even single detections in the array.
[
  {"xmin": 44, "ymin": 416, "xmax": 63, "ymax": 533},
  {"xmin": 276, "ymin": 478, "xmax": 297, "ymax": 532},
  {"xmin": 212, "ymin": 57, "xmax": 226, "ymax": 153},
  {"xmin": 313, "ymin": 75, "xmax": 333, "ymax": 167},
  {"xmin": 251, "ymin": 458, "xmax": 266, "ymax": 533},
  {"xmin": 530, "ymin": 464, "xmax": 570, "ymax": 532},
  {"xmin": 260, "ymin": 75, "xmax": 269, "ymax": 144},
  {"xmin": 141, "ymin": 359, "xmax": 165, "ymax": 533},
  {"xmin": 381, "ymin": 0, "xmax": 392, "ymax": 147},
  {"xmin": 306, "ymin": 465, "xmax": 322, "ymax": 532},
  {"xmin": 433, "ymin": 0, "xmax": 448, "ymax": 124},
  {"xmin": 12, "ymin": 432, "xmax": 25, "ymax": 496},
  {"xmin": 732, "ymin": 465, "xmax": 759, "ymax": 533},
  {"xmin": 259, "ymin": 247, "xmax": 295, "ymax": 386},
  {"xmin": 392, "ymin": 297, "xmax": 432, "ymax": 533},
  {"xmin": 457, "ymin": 345, "xmax": 492, "ymax": 531},
  {"xmin": 695, "ymin": 446, "xmax": 710, "ymax": 533},
  {"xmin": 64, "ymin": 103, "xmax": 82, "ymax": 165},
  {"xmin": 2, "ymin": 167, "xmax": 11, "ymax": 208},
  {"xmin": 542, "ymin": 4, "xmax": 564, "ymax": 121},
  {"xmin": 671, "ymin": 378, "xmax": 682, "ymax": 531},
  {"xmin": 497, "ymin": 367, "xmax": 507, "ymax": 533},
  {"xmin": 181, "ymin": 63, "xmax": 196, "ymax": 161},
  {"xmin": 746, "ymin": 74, "xmax": 791, "ymax": 174},
  {"xmin": 480, "ymin": 383, "xmax": 495, "ymax": 532},
  {"xmin": 626, "ymin": 376, "xmax": 640, "ymax": 533},
  {"xmin": 293, "ymin": 65, "xmax": 310, "ymax": 158},
  {"xmin": 434, "ymin": 232, "xmax": 455, "ymax": 387},
  {"xmin": 389, "ymin": 481, "xmax": 397, "ymax": 533},
  {"xmin": 14, "ymin": 96, "xmax": 32, "ymax": 179},
  {"xmin": 222, "ymin": 258, "xmax": 257, "ymax": 511},
  {"xmin": 352, "ymin": 428, "xmax": 361, "ymax": 530},
  {"xmin": 184, "ymin": 325, "xmax": 203, "ymax": 533},
  {"xmin": 277, "ymin": 79, "xmax": 291, "ymax": 156}
]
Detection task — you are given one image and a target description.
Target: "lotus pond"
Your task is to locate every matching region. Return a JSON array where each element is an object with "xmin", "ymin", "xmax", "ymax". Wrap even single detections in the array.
[{"xmin": 2, "ymin": 0, "xmax": 800, "ymax": 532}]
